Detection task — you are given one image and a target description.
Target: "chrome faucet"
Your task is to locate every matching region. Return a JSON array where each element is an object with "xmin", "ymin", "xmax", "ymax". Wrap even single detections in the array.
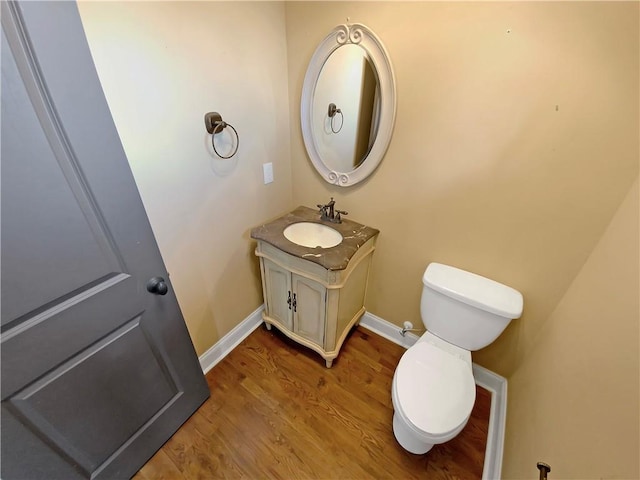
[{"xmin": 317, "ymin": 197, "xmax": 347, "ymax": 223}]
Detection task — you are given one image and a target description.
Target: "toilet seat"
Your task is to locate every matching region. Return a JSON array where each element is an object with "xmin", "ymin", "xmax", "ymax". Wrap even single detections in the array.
[{"xmin": 395, "ymin": 342, "xmax": 476, "ymax": 437}]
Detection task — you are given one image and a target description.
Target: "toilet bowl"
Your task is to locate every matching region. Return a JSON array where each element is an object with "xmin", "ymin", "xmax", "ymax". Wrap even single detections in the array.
[
  {"xmin": 391, "ymin": 263, "xmax": 523, "ymax": 454},
  {"xmin": 391, "ymin": 333, "xmax": 476, "ymax": 454}
]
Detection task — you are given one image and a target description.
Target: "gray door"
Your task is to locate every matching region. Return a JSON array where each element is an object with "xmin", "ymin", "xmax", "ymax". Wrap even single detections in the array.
[{"xmin": 1, "ymin": 2, "xmax": 210, "ymax": 479}]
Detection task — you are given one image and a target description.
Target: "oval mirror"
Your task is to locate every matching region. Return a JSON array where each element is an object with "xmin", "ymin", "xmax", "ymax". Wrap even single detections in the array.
[{"xmin": 301, "ymin": 23, "xmax": 397, "ymax": 187}]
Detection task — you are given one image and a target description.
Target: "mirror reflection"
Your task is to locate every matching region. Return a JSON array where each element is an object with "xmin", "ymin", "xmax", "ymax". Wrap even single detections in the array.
[{"xmin": 312, "ymin": 45, "xmax": 380, "ymax": 172}]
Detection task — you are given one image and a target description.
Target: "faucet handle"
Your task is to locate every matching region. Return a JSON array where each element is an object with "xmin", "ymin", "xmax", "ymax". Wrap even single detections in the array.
[{"xmin": 335, "ymin": 209, "xmax": 348, "ymax": 223}]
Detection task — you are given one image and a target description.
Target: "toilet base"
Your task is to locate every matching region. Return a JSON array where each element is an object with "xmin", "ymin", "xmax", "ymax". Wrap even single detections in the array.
[{"xmin": 392, "ymin": 411, "xmax": 434, "ymax": 455}]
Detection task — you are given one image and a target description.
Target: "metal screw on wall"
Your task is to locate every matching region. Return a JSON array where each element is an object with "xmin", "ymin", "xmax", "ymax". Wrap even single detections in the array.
[{"xmin": 537, "ymin": 462, "xmax": 551, "ymax": 480}]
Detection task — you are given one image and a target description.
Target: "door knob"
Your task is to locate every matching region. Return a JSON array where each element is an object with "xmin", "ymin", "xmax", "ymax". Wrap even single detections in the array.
[{"xmin": 146, "ymin": 276, "xmax": 168, "ymax": 295}]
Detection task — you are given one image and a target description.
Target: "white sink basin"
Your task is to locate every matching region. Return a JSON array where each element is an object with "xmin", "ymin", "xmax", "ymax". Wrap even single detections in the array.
[{"xmin": 283, "ymin": 222, "xmax": 342, "ymax": 249}]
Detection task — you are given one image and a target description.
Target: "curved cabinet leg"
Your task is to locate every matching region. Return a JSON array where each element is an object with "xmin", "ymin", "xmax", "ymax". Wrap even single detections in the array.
[
  {"xmin": 264, "ymin": 322, "xmax": 272, "ymax": 331},
  {"xmin": 325, "ymin": 359, "xmax": 333, "ymax": 368}
]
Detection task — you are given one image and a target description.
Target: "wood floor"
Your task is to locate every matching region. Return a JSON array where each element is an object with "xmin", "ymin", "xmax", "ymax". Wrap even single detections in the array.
[{"xmin": 134, "ymin": 325, "xmax": 491, "ymax": 479}]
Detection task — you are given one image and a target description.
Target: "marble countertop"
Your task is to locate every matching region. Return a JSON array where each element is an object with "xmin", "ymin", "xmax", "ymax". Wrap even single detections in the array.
[{"xmin": 250, "ymin": 206, "xmax": 379, "ymax": 271}]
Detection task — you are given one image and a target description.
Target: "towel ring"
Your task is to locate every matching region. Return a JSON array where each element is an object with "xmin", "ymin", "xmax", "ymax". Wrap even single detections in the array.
[
  {"xmin": 328, "ymin": 103, "xmax": 343, "ymax": 134},
  {"xmin": 204, "ymin": 111, "xmax": 239, "ymax": 159}
]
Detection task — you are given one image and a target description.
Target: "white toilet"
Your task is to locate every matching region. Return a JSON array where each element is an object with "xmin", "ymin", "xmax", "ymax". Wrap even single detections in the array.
[{"xmin": 392, "ymin": 262, "xmax": 523, "ymax": 454}]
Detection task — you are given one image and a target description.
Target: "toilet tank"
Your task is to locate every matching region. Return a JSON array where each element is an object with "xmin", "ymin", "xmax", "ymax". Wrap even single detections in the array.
[{"xmin": 421, "ymin": 263, "xmax": 523, "ymax": 351}]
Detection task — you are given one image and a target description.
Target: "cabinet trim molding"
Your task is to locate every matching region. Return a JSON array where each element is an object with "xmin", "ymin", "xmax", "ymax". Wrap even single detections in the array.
[{"xmin": 254, "ymin": 242, "xmax": 375, "ymax": 290}]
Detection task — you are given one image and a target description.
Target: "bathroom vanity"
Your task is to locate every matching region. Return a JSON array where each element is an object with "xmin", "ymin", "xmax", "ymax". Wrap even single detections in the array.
[{"xmin": 251, "ymin": 206, "xmax": 379, "ymax": 367}]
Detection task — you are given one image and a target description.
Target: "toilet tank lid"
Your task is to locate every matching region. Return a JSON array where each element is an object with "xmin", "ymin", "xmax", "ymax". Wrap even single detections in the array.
[{"xmin": 423, "ymin": 263, "xmax": 523, "ymax": 319}]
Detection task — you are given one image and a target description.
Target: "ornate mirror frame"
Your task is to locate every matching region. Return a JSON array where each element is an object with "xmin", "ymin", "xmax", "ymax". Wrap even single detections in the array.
[{"xmin": 301, "ymin": 23, "xmax": 397, "ymax": 187}]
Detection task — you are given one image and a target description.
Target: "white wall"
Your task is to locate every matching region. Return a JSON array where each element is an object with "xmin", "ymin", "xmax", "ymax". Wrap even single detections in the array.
[{"xmin": 78, "ymin": 1, "xmax": 293, "ymax": 354}]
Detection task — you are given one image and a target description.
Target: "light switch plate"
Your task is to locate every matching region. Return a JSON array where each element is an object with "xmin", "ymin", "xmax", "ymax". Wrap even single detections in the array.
[{"xmin": 263, "ymin": 162, "xmax": 274, "ymax": 184}]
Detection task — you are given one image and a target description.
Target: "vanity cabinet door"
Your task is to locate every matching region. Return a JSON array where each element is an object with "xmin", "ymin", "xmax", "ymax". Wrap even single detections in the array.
[
  {"xmin": 292, "ymin": 274, "xmax": 326, "ymax": 347},
  {"xmin": 262, "ymin": 259, "xmax": 293, "ymax": 331}
]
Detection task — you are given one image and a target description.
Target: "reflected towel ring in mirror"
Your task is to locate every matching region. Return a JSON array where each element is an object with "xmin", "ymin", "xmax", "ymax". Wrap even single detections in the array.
[
  {"xmin": 328, "ymin": 103, "xmax": 343, "ymax": 133},
  {"xmin": 204, "ymin": 111, "xmax": 239, "ymax": 159}
]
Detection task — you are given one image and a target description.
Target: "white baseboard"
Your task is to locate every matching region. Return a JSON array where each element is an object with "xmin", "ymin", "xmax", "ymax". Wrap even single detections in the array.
[
  {"xmin": 198, "ymin": 305, "xmax": 264, "ymax": 374},
  {"xmin": 359, "ymin": 311, "xmax": 506, "ymax": 480},
  {"xmin": 359, "ymin": 311, "xmax": 421, "ymax": 348},
  {"xmin": 473, "ymin": 363, "xmax": 507, "ymax": 480}
]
